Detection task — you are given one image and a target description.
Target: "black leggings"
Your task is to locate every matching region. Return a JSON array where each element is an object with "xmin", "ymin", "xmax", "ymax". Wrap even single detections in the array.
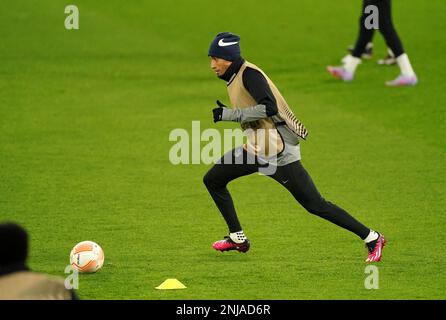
[
  {"xmin": 352, "ymin": 0, "xmax": 404, "ymax": 58},
  {"xmin": 203, "ymin": 147, "xmax": 370, "ymax": 240}
]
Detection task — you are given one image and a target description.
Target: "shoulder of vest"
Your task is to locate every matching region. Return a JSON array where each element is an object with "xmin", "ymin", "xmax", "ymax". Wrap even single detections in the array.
[{"xmin": 244, "ymin": 61, "xmax": 261, "ymax": 70}]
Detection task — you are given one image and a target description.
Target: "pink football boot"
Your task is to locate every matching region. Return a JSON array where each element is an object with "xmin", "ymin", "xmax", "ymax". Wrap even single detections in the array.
[
  {"xmin": 212, "ymin": 236, "xmax": 250, "ymax": 253},
  {"xmin": 386, "ymin": 74, "xmax": 418, "ymax": 86},
  {"xmin": 366, "ymin": 234, "xmax": 387, "ymax": 262},
  {"xmin": 327, "ymin": 66, "xmax": 353, "ymax": 82}
]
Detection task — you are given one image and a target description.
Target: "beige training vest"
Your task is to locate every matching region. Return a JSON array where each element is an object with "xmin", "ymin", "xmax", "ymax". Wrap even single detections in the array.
[{"xmin": 227, "ymin": 61, "xmax": 308, "ymax": 157}]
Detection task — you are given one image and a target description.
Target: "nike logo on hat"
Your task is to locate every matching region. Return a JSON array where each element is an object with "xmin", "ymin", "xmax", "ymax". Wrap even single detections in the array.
[{"xmin": 218, "ymin": 39, "xmax": 238, "ymax": 47}]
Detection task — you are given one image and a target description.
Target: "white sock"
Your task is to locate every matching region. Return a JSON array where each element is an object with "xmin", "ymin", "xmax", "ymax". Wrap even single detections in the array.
[
  {"xmin": 343, "ymin": 54, "xmax": 362, "ymax": 75},
  {"xmin": 396, "ymin": 53, "xmax": 416, "ymax": 77},
  {"xmin": 230, "ymin": 231, "xmax": 247, "ymax": 244},
  {"xmin": 364, "ymin": 230, "xmax": 379, "ymax": 243},
  {"xmin": 341, "ymin": 54, "xmax": 349, "ymax": 64}
]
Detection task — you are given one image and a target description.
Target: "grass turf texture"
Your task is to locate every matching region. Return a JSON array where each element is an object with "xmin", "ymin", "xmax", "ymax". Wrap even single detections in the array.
[{"xmin": 1, "ymin": 0, "xmax": 445, "ymax": 299}]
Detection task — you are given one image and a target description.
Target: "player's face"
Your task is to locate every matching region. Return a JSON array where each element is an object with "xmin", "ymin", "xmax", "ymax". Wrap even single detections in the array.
[{"xmin": 210, "ymin": 57, "xmax": 232, "ymax": 77}]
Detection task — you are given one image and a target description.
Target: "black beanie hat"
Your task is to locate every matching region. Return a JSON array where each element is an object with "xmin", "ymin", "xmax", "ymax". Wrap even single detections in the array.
[
  {"xmin": 208, "ymin": 32, "xmax": 241, "ymax": 61},
  {"xmin": 0, "ymin": 222, "xmax": 29, "ymax": 266}
]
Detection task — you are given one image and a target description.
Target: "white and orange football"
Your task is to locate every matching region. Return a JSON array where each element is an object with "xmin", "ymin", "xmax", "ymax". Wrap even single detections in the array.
[{"xmin": 70, "ymin": 241, "xmax": 104, "ymax": 273}]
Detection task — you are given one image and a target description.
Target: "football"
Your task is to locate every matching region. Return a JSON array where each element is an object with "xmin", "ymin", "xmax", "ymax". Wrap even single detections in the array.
[{"xmin": 70, "ymin": 241, "xmax": 104, "ymax": 273}]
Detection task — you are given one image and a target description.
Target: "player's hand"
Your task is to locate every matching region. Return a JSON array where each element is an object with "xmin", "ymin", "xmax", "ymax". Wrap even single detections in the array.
[{"xmin": 212, "ymin": 100, "xmax": 228, "ymax": 123}]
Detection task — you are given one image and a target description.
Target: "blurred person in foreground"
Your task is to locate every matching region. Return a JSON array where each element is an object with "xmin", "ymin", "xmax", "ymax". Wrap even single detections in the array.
[{"xmin": 0, "ymin": 222, "xmax": 77, "ymax": 300}]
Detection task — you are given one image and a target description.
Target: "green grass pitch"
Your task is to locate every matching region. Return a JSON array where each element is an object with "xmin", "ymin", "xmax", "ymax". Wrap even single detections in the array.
[{"xmin": 1, "ymin": 0, "xmax": 445, "ymax": 299}]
